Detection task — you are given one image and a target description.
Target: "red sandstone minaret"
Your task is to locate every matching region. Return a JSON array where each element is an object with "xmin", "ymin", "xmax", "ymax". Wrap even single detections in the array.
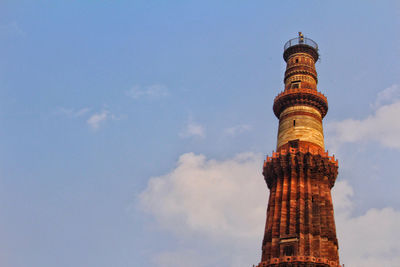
[{"xmin": 257, "ymin": 33, "xmax": 340, "ymax": 267}]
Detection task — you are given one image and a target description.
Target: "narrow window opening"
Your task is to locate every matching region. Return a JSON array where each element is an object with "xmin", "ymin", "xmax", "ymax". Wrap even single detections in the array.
[
  {"xmin": 289, "ymin": 139, "xmax": 299, "ymax": 148},
  {"xmin": 291, "ymin": 80, "xmax": 301, "ymax": 89},
  {"xmin": 284, "ymin": 246, "xmax": 294, "ymax": 256},
  {"xmin": 295, "ymin": 58, "xmax": 299, "ymax": 63},
  {"xmin": 293, "ymin": 120, "xmax": 296, "ymax": 127}
]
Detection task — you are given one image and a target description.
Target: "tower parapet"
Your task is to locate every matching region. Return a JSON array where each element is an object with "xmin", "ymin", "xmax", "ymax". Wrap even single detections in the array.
[
  {"xmin": 256, "ymin": 33, "xmax": 341, "ymax": 267},
  {"xmin": 283, "ymin": 34, "xmax": 319, "ymax": 61}
]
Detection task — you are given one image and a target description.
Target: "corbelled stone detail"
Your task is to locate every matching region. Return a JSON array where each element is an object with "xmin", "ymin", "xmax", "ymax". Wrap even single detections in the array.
[
  {"xmin": 273, "ymin": 89, "xmax": 328, "ymax": 119},
  {"xmin": 283, "ymin": 44, "xmax": 319, "ymax": 62}
]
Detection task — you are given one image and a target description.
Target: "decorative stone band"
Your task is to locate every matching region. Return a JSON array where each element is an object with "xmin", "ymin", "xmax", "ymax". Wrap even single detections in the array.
[
  {"xmin": 263, "ymin": 148, "xmax": 338, "ymax": 189},
  {"xmin": 257, "ymin": 256, "xmax": 341, "ymax": 267},
  {"xmin": 284, "ymin": 65, "xmax": 318, "ymax": 84},
  {"xmin": 277, "ymin": 106, "xmax": 325, "ymax": 150},
  {"xmin": 283, "ymin": 44, "xmax": 319, "ymax": 62},
  {"xmin": 279, "ymin": 110, "xmax": 322, "ymax": 123},
  {"xmin": 277, "ymin": 141, "xmax": 324, "ymax": 154},
  {"xmin": 273, "ymin": 89, "xmax": 328, "ymax": 118},
  {"xmin": 285, "ymin": 74, "xmax": 316, "ymax": 86}
]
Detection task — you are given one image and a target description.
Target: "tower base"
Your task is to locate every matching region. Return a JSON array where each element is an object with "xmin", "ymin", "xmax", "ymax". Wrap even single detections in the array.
[
  {"xmin": 257, "ymin": 256, "xmax": 340, "ymax": 267},
  {"xmin": 259, "ymin": 147, "xmax": 340, "ymax": 267}
]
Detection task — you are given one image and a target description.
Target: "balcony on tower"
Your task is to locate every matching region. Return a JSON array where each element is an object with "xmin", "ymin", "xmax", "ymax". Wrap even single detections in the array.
[
  {"xmin": 283, "ymin": 32, "xmax": 319, "ymax": 61},
  {"xmin": 283, "ymin": 33, "xmax": 320, "ymax": 92}
]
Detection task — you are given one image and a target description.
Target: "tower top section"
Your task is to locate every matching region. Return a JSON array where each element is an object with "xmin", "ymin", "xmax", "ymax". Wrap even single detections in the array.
[{"xmin": 283, "ymin": 32, "xmax": 319, "ymax": 62}]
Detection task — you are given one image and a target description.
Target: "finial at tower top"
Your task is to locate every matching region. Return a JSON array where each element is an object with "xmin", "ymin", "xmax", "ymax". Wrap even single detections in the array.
[
  {"xmin": 298, "ymin": 31, "xmax": 304, "ymax": 42},
  {"xmin": 283, "ymin": 32, "xmax": 319, "ymax": 62}
]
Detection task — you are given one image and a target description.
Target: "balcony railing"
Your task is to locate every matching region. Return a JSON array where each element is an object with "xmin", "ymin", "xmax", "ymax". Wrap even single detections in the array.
[{"xmin": 284, "ymin": 37, "xmax": 318, "ymax": 51}]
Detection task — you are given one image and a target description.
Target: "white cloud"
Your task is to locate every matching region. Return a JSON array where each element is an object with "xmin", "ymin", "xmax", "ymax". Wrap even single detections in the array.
[
  {"xmin": 337, "ymin": 207, "xmax": 400, "ymax": 267},
  {"xmin": 57, "ymin": 106, "xmax": 118, "ymax": 130},
  {"xmin": 58, "ymin": 107, "xmax": 91, "ymax": 118},
  {"xmin": 371, "ymin": 84, "xmax": 400, "ymax": 109},
  {"xmin": 139, "ymin": 152, "xmax": 266, "ymax": 266},
  {"xmin": 87, "ymin": 110, "xmax": 114, "ymax": 130},
  {"xmin": 179, "ymin": 120, "xmax": 206, "ymax": 139},
  {"xmin": 331, "ymin": 180, "xmax": 354, "ymax": 216},
  {"xmin": 139, "ymin": 152, "xmax": 400, "ymax": 267},
  {"xmin": 326, "ymin": 85, "xmax": 400, "ymax": 149},
  {"xmin": 126, "ymin": 84, "xmax": 168, "ymax": 99},
  {"xmin": 139, "ymin": 152, "xmax": 266, "ymax": 239},
  {"xmin": 224, "ymin": 124, "xmax": 252, "ymax": 136},
  {"xmin": 333, "ymin": 180, "xmax": 400, "ymax": 267}
]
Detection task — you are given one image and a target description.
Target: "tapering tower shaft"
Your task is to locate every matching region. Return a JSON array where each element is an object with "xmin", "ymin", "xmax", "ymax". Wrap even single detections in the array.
[{"xmin": 257, "ymin": 33, "xmax": 340, "ymax": 267}]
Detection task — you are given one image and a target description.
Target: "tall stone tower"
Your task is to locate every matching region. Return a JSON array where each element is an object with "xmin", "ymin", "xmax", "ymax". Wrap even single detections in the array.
[{"xmin": 257, "ymin": 33, "xmax": 340, "ymax": 267}]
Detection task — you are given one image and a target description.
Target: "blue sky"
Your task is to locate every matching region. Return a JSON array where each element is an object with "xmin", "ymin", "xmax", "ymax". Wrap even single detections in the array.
[{"xmin": 1, "ymin": 1, "xmax": 400, "ymax": 267}]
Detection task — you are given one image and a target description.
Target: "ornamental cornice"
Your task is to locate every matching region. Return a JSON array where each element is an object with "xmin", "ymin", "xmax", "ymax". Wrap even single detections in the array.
[
  {"xmin": 273, "ymin": 88, "xmax": 328, "ymax": 118},
  {"xmin": 283, "ymin": 44, "xmax": 319, "ymax": 62},
  {"xmin": 257, "ymin": 255, "xmax": 340, "ymax": 267},
  {"xmin": 263, "ymin": 148, "xmax": 338, "ymax": 189},
  {"xmin": 284, "ymin": 69, "xmax": 318, "ymax": 84}
]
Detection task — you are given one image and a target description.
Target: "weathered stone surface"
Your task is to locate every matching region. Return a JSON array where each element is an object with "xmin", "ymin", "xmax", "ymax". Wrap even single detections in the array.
[
  {"xmin": 260, "ymin": 150, "xmax": 339, "ymax": 264},
  {"xmin": 257, "ymin": 35, "xmax": 341, "ymax": 267},
  {"xmin": 277, "ymin": 106, "xmax": 324, "ymax": 150}
]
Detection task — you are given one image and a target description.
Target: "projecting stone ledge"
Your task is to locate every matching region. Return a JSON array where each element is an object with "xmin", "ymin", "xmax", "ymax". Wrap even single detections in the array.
[
  {"xmin": 257, "ymin": 255, "xmax": 341, "ymax": 267},
  {"xmin": 273, "ymin": 88, "xmax": 329, "ymax": 119},
  {"xmin": 263, "ymin": 148, "xmax": 338, "ymax": 189}
]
